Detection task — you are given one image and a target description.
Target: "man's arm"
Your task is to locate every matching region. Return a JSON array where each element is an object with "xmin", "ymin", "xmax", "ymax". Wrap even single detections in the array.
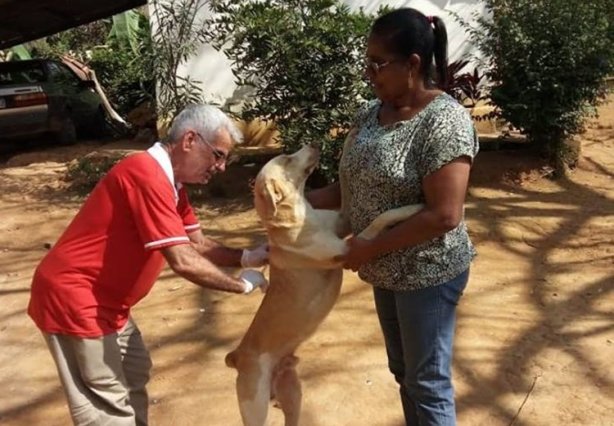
[
  {"xmin": 187, "ymin": 230, "xmax": 243, "ymax": 267},
  {"xmin": 161, "ymin": 243, "xmax": 266, "ymax": 294},
  {"xmin": 187, "ymin": 230, "xmax": 269, "ymax": 268}
]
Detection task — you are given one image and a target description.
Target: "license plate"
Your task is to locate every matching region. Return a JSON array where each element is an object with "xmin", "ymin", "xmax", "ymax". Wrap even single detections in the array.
[{"xmin": 0, "ymin": 98, "xmax": 5, "ymax": 108}]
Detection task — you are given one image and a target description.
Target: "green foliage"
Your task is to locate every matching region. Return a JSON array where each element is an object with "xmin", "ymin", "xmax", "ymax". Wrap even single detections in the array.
[
  {"xmin": 89, "ymin": 46, "xmax": 154, "ymax": 116},
  {"xmin": 0, "ymin": 44, "xmax": 32, "ymax": 60},
  {"xmin": 461, "ymin": 0, "xmax": 614, "ymax": 171},
  {"xmin": 149, "ymin": 0, "xmax": 209, "ymax": 120},
  {"xmin": 445, "ymin": 59, "xmax": 485, "ymax": 107},
  {"xmin": 66, "ymin": 152, "xmax": 127, "ymax": 193},
  {"xmin": 108, "ymin": 10, "xmax": 144, "ymax": 54},
  {"xmin": 89, "ymin": 13, "xmax": 155, "ymax": 116},
  {"xmin": 31, "ymin": 20, "xmax": 110, "ymax": 61},
  {"xmin": 30, "ymin": 10, "xmax": 154, "ymax": 117},
  {"xmin": 4, "ymin": 4, "xmax": 209, "ymax": 126},
  {"xmin": 207, "ymin": 0, "xmax": 378, "ymax": 183},
  {"xmin": 9, "ymin": 45, "xmax": 32, "ymax": 60}
]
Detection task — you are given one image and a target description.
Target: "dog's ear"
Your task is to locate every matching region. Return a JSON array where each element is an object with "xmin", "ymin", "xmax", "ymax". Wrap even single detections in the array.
[{"xmin": 259, "ymin": 178, "xmax": 286, "ymax": 217}]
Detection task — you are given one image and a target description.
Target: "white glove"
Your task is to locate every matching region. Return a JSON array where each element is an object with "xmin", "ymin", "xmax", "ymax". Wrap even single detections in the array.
[
  {"xmin": 239, "ymin": 269, "xmax": 269, "ymax": 294},
  {"xmin": 241, "ymin": 244, "xmax": 269, "ymax": 268}
]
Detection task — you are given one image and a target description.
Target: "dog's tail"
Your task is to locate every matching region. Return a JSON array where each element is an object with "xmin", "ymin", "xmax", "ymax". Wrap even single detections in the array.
[{"xmin": 225, "ymin": 350, "xmax": 238, "ymax": 369}]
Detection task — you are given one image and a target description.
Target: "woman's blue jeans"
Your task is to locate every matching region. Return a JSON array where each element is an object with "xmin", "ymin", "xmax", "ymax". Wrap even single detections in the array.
[{"xmin": 373, "ymin": 269, "xmax": 469, "ymax": 426}]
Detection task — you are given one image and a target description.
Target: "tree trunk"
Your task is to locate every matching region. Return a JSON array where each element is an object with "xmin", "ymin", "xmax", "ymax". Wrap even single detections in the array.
[
  {"xmin": 532, "ymin": 132, "xmax": 580, "ymax": 179},
  {"xmin": 552, "ymin": 137, "xmax": 581, "ymax": 179}
]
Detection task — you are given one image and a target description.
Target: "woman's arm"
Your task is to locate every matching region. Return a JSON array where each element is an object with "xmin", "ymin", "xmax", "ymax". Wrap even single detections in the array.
[
  {"xmin": 343, "ymin": 157, "xmax": 471, "ymax": 271},
  {"xmin": 305, "ymin": 181, "xmax": 341, "ymax": 210}
]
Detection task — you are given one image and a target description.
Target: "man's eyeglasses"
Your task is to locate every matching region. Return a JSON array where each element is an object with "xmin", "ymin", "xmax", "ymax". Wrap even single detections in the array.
[{"xmin": 195, "ymin": 131, "xmax": 227, "ymax": 163}]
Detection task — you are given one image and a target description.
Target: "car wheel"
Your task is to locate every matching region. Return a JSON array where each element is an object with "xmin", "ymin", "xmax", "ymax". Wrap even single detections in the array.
[{"xmin": 56, "ymin": 116, "xmax": 77, "ymax": 145}]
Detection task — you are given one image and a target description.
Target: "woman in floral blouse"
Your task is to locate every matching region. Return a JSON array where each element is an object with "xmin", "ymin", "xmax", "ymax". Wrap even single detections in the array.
[{"xmin": 308, "ymin": 8, "xmax": 479, "ymax": 426}]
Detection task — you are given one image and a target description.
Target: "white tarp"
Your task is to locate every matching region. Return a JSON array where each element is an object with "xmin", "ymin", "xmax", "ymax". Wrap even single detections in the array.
[{"xmin": 165, "ymin": 0, "xmax": 486, "ymax": 105}]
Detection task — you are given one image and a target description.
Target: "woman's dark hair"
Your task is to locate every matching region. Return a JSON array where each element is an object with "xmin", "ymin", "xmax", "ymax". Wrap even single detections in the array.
[{"xmin": 371, "ymin": 8, "xmax": 448, "ymax": 88}]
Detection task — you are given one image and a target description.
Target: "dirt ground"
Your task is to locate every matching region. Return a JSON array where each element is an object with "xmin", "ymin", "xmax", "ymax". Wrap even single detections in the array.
[{"xmin": 0, "ymin": 97, "xmax": 612, "ymax": 426}]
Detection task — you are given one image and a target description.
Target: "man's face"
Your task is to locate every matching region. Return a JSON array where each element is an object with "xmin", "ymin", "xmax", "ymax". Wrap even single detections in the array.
[{"xmin": 176, "ymin": 128, "xmax": 234, "ymax": 184}]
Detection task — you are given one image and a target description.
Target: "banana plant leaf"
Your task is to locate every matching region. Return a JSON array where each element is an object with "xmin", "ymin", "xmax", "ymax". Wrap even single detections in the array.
[
  {"xmin": 108, "ymin": 10, "xmax": 143, "ymax": 54},
  {"xmin": 10, "ymin": 44, "xmax": 31, "ymax": 60}
]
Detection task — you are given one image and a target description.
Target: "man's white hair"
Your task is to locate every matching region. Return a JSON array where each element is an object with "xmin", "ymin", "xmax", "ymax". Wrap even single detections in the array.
[{"xmin": 167, "ymin": 104, "xmax": 243, "ymax": 145}]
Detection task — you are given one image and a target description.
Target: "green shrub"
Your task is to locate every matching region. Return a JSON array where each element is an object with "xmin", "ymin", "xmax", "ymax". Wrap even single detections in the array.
[
  {"xmin": 66, "ymin": 152, "xmax": 127, "ymax": 193},
  {"xmin": 462, "ymin": 0, "xmax": 613, "ymax": 175},
  {"xmin": 207, "ymin": 0, "xmax": 381, "ymax": 183}
]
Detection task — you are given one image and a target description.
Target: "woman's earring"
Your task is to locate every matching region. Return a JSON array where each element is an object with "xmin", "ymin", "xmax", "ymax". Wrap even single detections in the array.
[{"xmin": 407, "ymin": 71, "xmax": 414, "ymax": 90}]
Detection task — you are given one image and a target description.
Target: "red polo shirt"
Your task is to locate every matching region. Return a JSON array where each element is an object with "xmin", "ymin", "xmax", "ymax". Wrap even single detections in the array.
[{"xmin": 28, "ymin": 149, "xmax": 199, "ymax": 337}]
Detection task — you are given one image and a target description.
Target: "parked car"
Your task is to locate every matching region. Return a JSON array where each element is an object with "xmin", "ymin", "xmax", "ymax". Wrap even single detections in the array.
[{"xmin": 0, "ymin": 58, "xmax": 106, "ymax": 143}]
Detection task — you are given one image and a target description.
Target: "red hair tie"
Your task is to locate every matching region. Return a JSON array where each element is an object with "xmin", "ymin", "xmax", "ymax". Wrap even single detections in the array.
[{"xmin": 427, "ymin": 16, "xmax": 435, "ymax": 25}]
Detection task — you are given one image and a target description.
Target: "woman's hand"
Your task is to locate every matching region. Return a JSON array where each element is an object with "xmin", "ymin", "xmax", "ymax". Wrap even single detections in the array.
[{"xmin": 343, "ymin": 236, "xmax": 377, "ymax": 272}]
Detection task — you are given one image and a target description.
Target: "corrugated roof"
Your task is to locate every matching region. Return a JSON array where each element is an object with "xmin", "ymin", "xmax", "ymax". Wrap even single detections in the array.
[{"xmin": 0, "ymin": 0, "xmax": 146, "ymax": 49}]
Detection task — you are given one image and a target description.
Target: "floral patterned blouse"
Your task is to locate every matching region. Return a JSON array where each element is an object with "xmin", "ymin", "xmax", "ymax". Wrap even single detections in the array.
[{"xmin": 339, "ymin": 93, "xmax": 479, "ymax": 291}]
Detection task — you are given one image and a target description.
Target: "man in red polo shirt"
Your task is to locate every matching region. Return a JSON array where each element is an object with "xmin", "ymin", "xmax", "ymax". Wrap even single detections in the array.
[{"xmin": 28, "ymin": 104, "xmax": 268, "ymax": 426}]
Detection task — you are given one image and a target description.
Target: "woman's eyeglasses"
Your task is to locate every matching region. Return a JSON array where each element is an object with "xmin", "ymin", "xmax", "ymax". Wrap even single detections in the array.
[{"xmin": 364, "ymin": 58, "xmax": 403, "ymax": 75}]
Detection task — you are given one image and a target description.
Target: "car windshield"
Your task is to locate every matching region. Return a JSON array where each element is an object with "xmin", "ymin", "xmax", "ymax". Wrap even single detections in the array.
[{"xmin": 0, "ymin": 62, "xmax": 46, "ymax": 86}]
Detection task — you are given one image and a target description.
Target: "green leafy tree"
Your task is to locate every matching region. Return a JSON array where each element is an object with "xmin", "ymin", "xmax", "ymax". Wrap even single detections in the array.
[
  {"xmin": 462, "ymin": 0, "xmax": 613, "ymax": 176},
  {"xmin": 207, "ymin": 0, "xmax": 377, "ymax": 183}
]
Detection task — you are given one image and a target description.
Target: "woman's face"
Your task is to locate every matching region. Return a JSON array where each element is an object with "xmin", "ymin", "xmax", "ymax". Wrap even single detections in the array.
[{"xmin": 365, "ymin": 34, "xmax": 414, "ymax": 102}]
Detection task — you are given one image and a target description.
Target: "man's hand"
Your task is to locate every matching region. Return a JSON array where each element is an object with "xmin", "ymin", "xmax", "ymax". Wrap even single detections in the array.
[
  {"xmin": 239, "ymin": 269, "xmax": 269, "ymax": 294},
  {"xmin": 241, "ymin": 243, "xmax": 269, "ymax": 267},
  {"xmin": 343, "ymin": 237, "xmax": 376, "ymax": 272}
]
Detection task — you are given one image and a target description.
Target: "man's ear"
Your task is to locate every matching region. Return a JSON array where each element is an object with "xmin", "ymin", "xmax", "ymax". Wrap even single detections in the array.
[{"xmin": 181, "ymin": 130, "xmax": 197, "ymax": 152}]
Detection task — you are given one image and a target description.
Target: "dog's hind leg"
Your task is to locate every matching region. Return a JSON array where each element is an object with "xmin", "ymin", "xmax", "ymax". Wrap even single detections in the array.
[
  {"xmin": 271, "ymin": 355, "xmax": 302, "ymax": 426},
  {"xmin": 236, "ymin": 354, "xmax": 275, "ymax": 426}
]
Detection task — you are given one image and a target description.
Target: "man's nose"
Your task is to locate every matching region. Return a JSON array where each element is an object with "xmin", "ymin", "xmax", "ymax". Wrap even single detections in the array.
[{"xmin": 215, "ymin": 161, "xmax": 226, "ymax": 173}]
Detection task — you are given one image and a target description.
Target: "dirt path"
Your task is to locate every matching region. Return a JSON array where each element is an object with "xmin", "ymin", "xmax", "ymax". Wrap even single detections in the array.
[{"xmin": 0, "ymin": 100, "xmax": 612, "ymax": 426}]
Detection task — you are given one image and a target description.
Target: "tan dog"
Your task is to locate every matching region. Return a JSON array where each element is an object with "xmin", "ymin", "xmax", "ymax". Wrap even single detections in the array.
[{"xmin": 226, "ymin": 144, "xmax": 421, "ymax": 426}]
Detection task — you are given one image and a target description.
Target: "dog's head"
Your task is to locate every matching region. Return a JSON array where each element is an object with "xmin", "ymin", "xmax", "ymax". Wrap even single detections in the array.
[{"xmin": 254, "ymin": 144, "xmax": 320, "ymax": 228}]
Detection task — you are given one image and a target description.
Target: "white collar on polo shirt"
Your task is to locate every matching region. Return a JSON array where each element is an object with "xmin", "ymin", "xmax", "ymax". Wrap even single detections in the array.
[{"xmin": 147, "ymin": 141, "xmax": 183, "ymax": 202}]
